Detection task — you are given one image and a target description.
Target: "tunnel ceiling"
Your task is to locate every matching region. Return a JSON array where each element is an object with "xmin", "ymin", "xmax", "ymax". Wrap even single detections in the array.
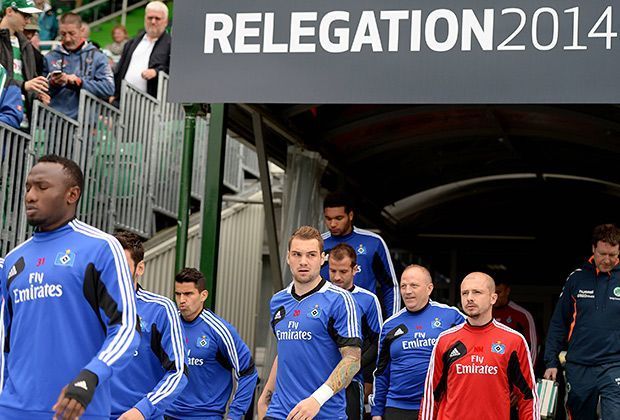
[{"xmin": 230, "ymin": 103, "xmax": 620, "ymax": 282}]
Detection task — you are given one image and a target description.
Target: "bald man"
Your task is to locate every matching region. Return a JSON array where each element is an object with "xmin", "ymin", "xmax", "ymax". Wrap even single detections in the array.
[
  {"xmin": 370, "ymin": 265, "xmax": 464, "ymax": 420},
  {"xmin": 420, "ymin": 273, "xmax": 539, "ymax": 420}
]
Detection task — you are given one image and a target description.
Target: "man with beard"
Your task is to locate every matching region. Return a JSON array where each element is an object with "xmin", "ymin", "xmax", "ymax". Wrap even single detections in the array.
[{"xmin": 259, "ymin": 226, "xmax": 361, "ymax": 420}]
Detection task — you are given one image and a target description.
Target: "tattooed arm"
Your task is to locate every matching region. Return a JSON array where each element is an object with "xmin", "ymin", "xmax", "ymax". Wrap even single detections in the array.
[
  {"xmin": 287, "ymin": 346, "xmax": 361, "ymax": 420},
  {"xmin": 258, "ymin": 356, "xmax": 278, "ymax": 419},
  {"xmin": 326, "ymin": 346, "xmax": 362, "ymax": 392}
]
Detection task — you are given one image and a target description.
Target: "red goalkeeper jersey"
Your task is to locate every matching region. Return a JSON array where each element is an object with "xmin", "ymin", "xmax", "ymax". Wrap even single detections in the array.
[{"xmin": 420, "ymin": 320, "xmax": 539, "ymax": 420}]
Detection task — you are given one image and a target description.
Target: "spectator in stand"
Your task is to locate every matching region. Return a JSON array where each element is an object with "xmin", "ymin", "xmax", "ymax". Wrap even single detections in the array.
[
  {"xmin": 43, "ymin": 12, "xmax": 113, "ymax": 119},
  {"xmin": 104, "ymin": 24, "xmax": 128, "ymax": 64},
  {"xmin": 80, "ymin": 22, "xmax": 100, "ymax": 49},
  {"xmin": 0, "ymin": 0, "xmax": 50, "ymax": 116},
  {"xmin": 111, "ymin": 0, "xmax": 170, "ymax": 103},
  {"xmin": 34, "ymin": 0, "xmax": 56, "ymax": 41},
  {"xmin": 0, "ymin": 63, "xmax": 24, "ymax": 128},
  {"xmin": 23, "ymin": 22, "xmax": 42, "ymax": 73}
]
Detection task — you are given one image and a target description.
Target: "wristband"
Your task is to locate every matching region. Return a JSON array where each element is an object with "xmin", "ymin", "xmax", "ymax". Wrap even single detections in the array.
[
  {"xmin": 64, "ymin": 369, "xmax": 99, "ymax": 409},
  {"xmin": 311, "ymin": 384, "xmax": 334, "ymax": 407}
]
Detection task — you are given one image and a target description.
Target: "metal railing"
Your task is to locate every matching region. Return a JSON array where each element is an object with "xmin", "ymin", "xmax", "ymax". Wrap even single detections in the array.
[
  {"xmin": 0, "ymin": 125, "xmax": 31, "ymax": 256},
  {"xmin": 0, "ymin": 72, "xmax": 260, "ymax": 253}
]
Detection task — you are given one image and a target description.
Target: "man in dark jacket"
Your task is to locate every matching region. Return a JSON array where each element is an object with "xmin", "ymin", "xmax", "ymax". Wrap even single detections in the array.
[
  {"xmin": 0, "ymin": 0, "xmax": 49, "ymax": 119},
  {"xmin": 111, "ymin": 0, "xmax": 170, "ymax": 102},
  {"xmin": 544, "ymin": 223, "xmax": 620, "ymax": 420}
]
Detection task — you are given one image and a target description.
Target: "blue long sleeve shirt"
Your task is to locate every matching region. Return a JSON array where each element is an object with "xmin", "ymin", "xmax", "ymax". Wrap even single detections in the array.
[
  {"xmin": 166, "ymin": 309, "xmax": 258, "ymax": 420},
  {"xmin": 322, "ymin": 227, "xmax": 400, "ymax": 317},
  {"xmin": 370, "ymin": 301, "xmax": 464, "ymax": 415},
  {"xmin": 111, "ymin": 287, "xmax": 188, "ymax": 419},
  {"xmin": 350, "ymin": 286, "xmax": 383, "ymax": 385},
  {"xmin": 0, "ymin": 220, "xmax": 138, "ymax": 419}
]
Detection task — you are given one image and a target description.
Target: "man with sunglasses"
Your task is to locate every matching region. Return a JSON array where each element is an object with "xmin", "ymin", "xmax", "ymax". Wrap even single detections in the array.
[{"xmin": 0, "ymin": 0, "xmax": 49, "ymax": 122}]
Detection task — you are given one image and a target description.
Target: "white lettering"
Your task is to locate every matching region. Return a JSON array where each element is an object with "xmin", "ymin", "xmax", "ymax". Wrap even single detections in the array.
[
  {"xmin": 235, "ymin": 13, "xmax": 262, "ymax": 53},
  {"xmin": 319, "ymin": 11, "xmax": 350, "ymax": 53},
  {"xmin": 425, "ymin": 9, "xmax": 459, "ymax": 52},
  {"xmin": 276, "ymin": 329, "xmax": 313, "ymax": 341},
  {"xmin": 204, "ymin": 13, "xmax": 233, "ymax": 53},
  {"xmin": 351, "ymin": 11, "xmax": 382, "ymax": 52},
  {"xmin": 462, "ymin": 9, "xmax": 494, "ymax": 51},
  {"xmin": 290, "ymin": 12, "xmax": 317, "ymax": 53},
  {"xmin": 456, "ymin": 363, "xmax": 499, "ymax": 375},
  {"xmin": 380, "ymin": 10, "xmax": 409, "ymax": 52},
  {"xmin": 263, "ymin": 12, "xmax": 288, "ymax": 53}
]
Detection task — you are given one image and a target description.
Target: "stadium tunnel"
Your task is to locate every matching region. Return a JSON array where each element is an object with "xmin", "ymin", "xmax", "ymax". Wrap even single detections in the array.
[{"xmin": 225, "ymin": 103, "xmax": 620, "ymax": 344}]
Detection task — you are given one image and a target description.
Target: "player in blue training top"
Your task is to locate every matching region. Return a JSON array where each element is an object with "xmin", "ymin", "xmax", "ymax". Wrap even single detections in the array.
[
  {"xmin": 0, "ymin": 155, "xmax": 138, "ymax": 420},
  {"xmin": 166, "ymin": 267, "xmax": 258, "ymax": 419},
  {"xmin": 320, "ymin": 192, "xmax": 400, "ymax": 318},
  {"xmin": 370, "ymin": 265, "xmax": 465, "ymax": 420},
  {"xmin": 110, "ymin": 232, "xmax": 188, "ymax": 420},
  {"xmin": 329, "ymin": 243, "xmax": 383, "ymax": 420},
  {"xmin": 258, "ymin": 226, "xmax": 362, "ymax": 420}
]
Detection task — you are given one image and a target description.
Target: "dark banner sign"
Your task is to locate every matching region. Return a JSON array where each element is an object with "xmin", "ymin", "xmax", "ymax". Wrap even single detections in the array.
[{"xmin": 170, "ymin": 0, "xmax": 620, "ymax": 103}]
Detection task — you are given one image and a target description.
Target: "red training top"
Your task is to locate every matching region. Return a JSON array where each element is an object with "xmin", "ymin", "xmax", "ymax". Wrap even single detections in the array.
[
  {"xmin": 493, "ymin": 301, "xmax": 539, "ymax": 366},
  {"xmin": 420, "ymin": 320, "xmax": 539, "ymax": 420}
]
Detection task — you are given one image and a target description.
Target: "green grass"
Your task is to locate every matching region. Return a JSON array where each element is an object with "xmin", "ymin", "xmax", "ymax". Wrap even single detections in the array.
[{"xmin": 88, "ymin": 2, "xmax": 174, "ymax": 49}]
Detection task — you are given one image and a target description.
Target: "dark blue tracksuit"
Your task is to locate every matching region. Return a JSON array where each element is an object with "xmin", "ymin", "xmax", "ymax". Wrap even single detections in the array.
[{"xmin": 544, "ymin": 258, "xmax": 620, "ymax": 420}]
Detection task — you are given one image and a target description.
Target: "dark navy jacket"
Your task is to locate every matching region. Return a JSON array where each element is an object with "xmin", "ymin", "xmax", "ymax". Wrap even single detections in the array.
[{"xmin": 545, "ymin": 259, "xmax": 620, "ymax": 368}]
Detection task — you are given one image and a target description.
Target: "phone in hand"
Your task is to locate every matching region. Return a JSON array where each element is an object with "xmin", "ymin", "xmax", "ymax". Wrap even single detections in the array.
[{"xmin": 47, "ymin": 70, "xmax": 62, "ymax": 79}]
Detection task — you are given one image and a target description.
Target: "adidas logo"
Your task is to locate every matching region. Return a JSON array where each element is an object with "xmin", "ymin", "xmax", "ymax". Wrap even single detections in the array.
[
  {"xmin": 74, "ymin": 380, "xmax": 88, "ymax": 391},
  {"xmin": 274, "ymin": 312, "xmax": 282, "ymax": 320},
  {"xmin": 449, "ymin": 348, "xmax": 461, "ymax": 358},
  {"xmin": 8, "ymin": 265, "xmax": 16, "ymax": 279},
  {"xmin": 394, "ymin": 328, "xmax": 405, "ymax": 337}
]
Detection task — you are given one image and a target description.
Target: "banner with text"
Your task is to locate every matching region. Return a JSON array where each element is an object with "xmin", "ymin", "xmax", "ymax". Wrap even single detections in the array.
[{"xmin": 170, "ymin": 0, "xmax": 619, "ymax": 103}]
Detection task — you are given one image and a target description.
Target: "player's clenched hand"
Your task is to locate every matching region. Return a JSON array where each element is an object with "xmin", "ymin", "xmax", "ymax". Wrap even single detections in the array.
[
  {"xmin": 52, "ymin": 386, "xmax": 86, "ymax": 419},
  {"xmin": 287, "ymin": 396, "xmax": 321, "ymax": 420},
  {"xmin": 118, "ymin": 407, "xmax": 145, "ymax": 420}
]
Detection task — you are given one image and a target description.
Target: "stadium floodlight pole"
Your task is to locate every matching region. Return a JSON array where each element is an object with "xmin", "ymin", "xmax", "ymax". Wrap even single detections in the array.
[
  {"xmin": 200, "ymin": 103, "xmax": 228, "ymax": 310},
  {"xmin": 174, "ymin": 104, "xmax": 201, "ymax": 277}
]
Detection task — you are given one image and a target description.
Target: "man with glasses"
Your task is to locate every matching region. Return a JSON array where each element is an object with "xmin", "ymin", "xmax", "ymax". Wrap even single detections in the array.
[
  {"xmin": 544, "ymin": 224, "xmax": 620, "ymax": 420},
  {"xmin": 0, "ymin": 0, "xmax": 49, "ymax": 122},
  {"xmin": 111, "ymin": 0, "xmax": 170, "ymax": 103}
]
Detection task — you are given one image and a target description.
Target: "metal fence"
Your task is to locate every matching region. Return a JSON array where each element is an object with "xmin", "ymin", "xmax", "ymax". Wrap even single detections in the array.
[
  {"xmin": 1, "ymin": 72, "xmax": 261, "ymax": 254},
  {"xmin": 0, "ymin": 125, "xmax": 31, "ymax": 256}
]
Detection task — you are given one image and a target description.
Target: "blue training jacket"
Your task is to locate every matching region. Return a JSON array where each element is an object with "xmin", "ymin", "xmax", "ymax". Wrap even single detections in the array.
[
  {"xmin": 322, "ymin": 227, "xmax": 401, "ymax": 317},
  {"xmin": 0, "ymin": 219, "xmax": 138, "ymax": 419},
  {"xmin": 111, "ymin": 287, "xmax": 188, "ymax": 419},
  {"xmin": 44, "ymin": 41, "xmax": 114, "ymax": 119},
  {"xmin": 350, "ymin": 285, "xmax": 383, "ymax": 385},
  {"xmin": 166, "ymin": 309, "xmax": 258, "ymax": 420},
  {"xmin": 0, "ymin": 83, "xmax": 24, "ymax": 128},
  {"xmin": 370, "ymin": 301, "xmax": 465, "ymax": 414}
]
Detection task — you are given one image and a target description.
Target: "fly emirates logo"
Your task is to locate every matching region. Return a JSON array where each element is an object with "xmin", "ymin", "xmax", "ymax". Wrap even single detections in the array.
[
  {"xmin": 402, "ymin": 331, "xmax": 437, "ymax": 350},
  {"xmin": 13, "ymin": 272, "xmax": 63, "ymax": 304},
  {"xmin": 276, "ymin": 320, "xmax": 313, "ymax": 341},
  {"xmin": 455, "ymin": 354, "xmax": 498, "ymax": 375}
]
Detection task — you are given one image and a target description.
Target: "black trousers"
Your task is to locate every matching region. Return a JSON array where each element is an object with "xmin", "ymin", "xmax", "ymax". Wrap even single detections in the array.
[
  {"xmin": 384, "ymin": 406, "xmax": 420, "ymax": 420},
  {"xmin": 346, "ymin": 381, "xmax": 364, "ymax": 420}
]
